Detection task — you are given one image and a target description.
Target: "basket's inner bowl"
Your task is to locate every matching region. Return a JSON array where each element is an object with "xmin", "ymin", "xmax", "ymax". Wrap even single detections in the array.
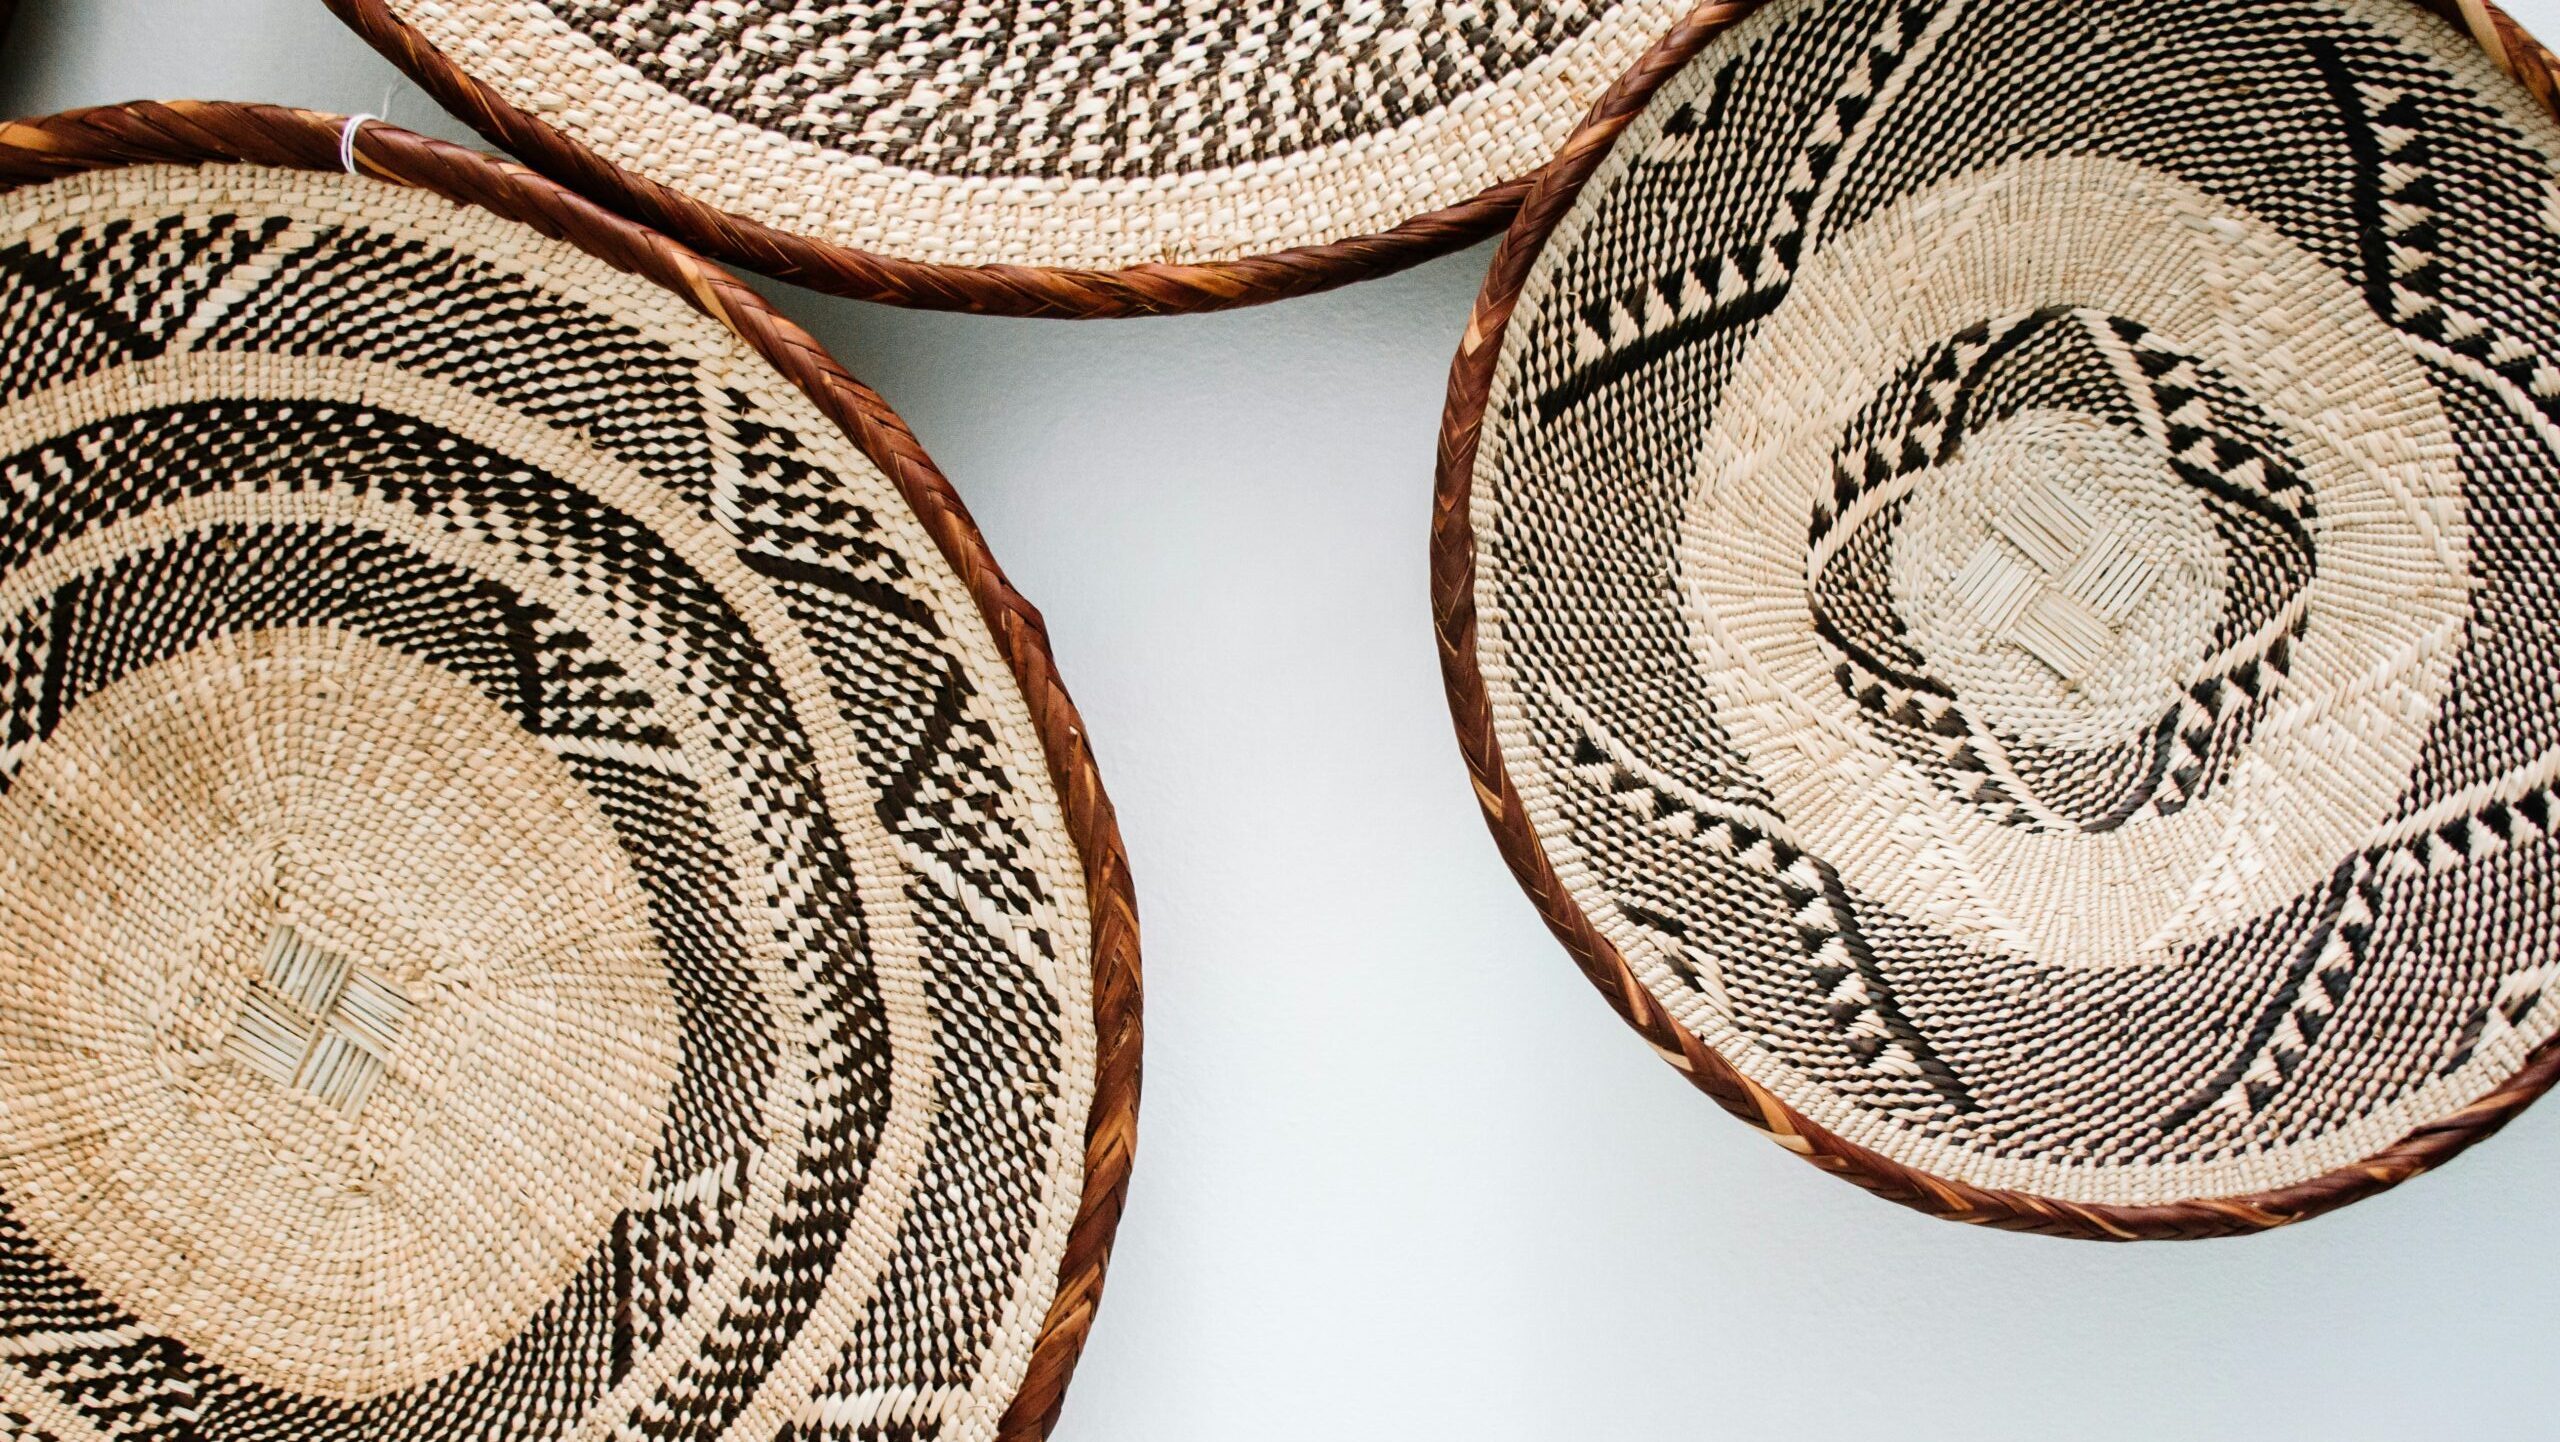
[{"xmin": 0, "ymin": 627, "xmax": 677, "ymax": 1398}]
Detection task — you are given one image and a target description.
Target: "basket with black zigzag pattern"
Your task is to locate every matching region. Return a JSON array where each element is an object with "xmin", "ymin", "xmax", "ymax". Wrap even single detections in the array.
[
  {"xmin": 1437, "ymin": 0, "xmax": 2560, "ymax": 1237},
  {"xmin": 321, "ymin": 0, "xmax": 1700, "ymax": 316},
  {"xmin": 0, "ymin": 103, "xmax": 1137, "ymax": 1435}
]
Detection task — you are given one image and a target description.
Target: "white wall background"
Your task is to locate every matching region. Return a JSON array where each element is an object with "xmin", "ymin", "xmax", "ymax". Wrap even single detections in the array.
[{"xmin": 7, "ymin": 4, "xmax": 2560, "ymax": 1438}]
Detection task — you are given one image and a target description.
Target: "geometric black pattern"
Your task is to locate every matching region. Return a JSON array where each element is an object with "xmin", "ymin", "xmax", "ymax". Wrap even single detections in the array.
[
  {"xmin": 352, "ymin": 0, "xmax": 1691, "ymax": 278},
  {"xmin": 1808, "ymin": 307, "xmax": 2318, "ymax": 833},
  {"xmin": 564, "ymin": 0, "xmax": 1620, "ymax": 181}
]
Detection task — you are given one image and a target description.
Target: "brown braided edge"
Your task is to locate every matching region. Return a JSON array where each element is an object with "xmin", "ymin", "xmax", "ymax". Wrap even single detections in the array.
[
  {"xmin": 319, "ymin": 0, "xmax": 1531, "ymax": 318},
  {"xmin": 0, "ymin": 102, "xmax": 1140, "ymax": 1432},
  {"xmin": 1433, "ymin": 0, "xmax": 2560, "ymax": 1241}
]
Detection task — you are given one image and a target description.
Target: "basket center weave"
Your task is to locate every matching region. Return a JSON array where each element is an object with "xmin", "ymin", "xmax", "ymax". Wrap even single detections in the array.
[
  {"xmin": 0, "ymin": 626, "xmax": 679, "ymax": 1399},
  {"xmin": 222, "ymin": 923, "xmax": 416, "ymax": 1115},
  {"xmin": 1892, "ymin": 409, "xmax": 2224, "ymax": 749}
]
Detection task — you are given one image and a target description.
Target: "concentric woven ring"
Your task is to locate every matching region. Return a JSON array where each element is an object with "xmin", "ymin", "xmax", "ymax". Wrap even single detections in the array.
[{"xmin": 1436, "ymin": 0, "xmax": 2560, "ymax": 1239}]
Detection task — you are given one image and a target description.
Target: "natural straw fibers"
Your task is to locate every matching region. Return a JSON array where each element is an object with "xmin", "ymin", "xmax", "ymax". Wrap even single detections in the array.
[
  {"xmin": 323, "ymin": 0, "xmax": 1699, "ymax": 316},
  {"xmin": 0, "ymin": 103, "xmax": 1137, "ymax": 1436},
  {"xmin": 1436, "ymin": 0, "xmax": 2560, "ymax": 1238}
]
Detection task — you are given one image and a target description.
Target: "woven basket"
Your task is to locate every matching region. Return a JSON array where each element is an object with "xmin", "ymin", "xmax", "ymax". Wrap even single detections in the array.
[
  {"xmin": 0, "ymin": 103, "xmax": 1137, "ymax": 1435},
  {"xmin": 321, "ymin": 0, "xmax": 1699, "ymax": 317},
  {"xmin": 1437, "ymin": 0, "xmax": 2560, "ymax": 1239}
]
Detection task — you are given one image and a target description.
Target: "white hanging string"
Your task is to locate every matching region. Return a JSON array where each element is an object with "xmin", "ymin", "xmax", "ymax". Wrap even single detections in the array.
[{"xmin": 338, "ymin": 113, "xmax": 376, "ymax": 176}]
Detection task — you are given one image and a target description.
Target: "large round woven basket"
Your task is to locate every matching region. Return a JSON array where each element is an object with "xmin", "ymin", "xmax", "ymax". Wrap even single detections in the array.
[
  {"xmin": 0, "ymin": 103, "xmax": 1137, "ymax": 1435},
  {"xmin": 322, "ymin": 0, "xmax": 1697, "ymax": 317},
  {"xmin": 1437, "ymin": 0, "xmax": 2560, "ymax": 1238}
]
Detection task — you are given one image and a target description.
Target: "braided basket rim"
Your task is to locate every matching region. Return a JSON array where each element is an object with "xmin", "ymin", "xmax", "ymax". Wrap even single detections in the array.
[
  {"xmin": 0, "ymin": 101, "xmax": 1141, "ymax": 1432},
  {"xmin": 1431, "ymin": 0, "xmax": 2560, "ymax": 1241}
]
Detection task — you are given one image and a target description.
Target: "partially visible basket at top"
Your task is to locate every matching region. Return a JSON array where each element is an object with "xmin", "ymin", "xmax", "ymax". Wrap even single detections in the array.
[{"xmin": 323, "ymin": 0, "xmax": 1708, "ymax": 316}]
